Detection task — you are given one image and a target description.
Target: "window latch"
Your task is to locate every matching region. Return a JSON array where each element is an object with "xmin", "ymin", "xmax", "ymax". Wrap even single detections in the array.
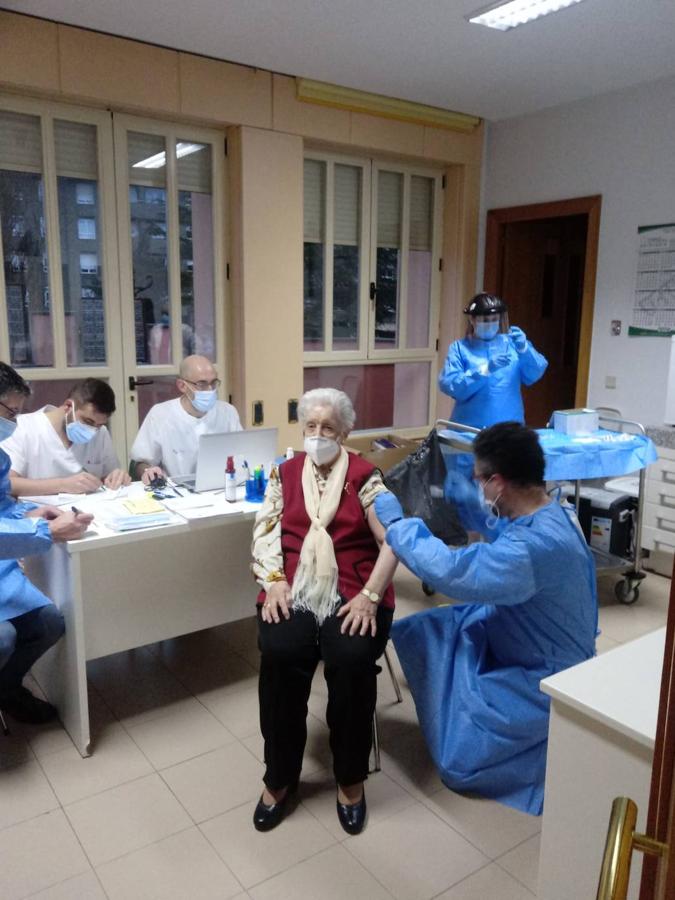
[{"xmin": 369, "ymin": 282, "xmax": 377, "ymax": 301}]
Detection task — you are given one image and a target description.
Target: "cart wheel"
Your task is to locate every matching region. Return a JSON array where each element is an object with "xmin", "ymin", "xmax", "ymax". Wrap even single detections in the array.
[
  {"xmin": 422, "ymin": 582, "xmax": 435, "ymax": 597},
  {"xmin": 615, "ymin": 579, "xmax": 640, "ymax": 605}
]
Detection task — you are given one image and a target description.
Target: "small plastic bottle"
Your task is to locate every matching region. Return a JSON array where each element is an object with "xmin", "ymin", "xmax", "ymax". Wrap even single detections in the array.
[
  {"xmin": 285, "ymin": 447, "xmax": 295, "ymax": 459},
  {"xmin": 225, "ymin": 455, "xmax": 237, "ymax": 503}
]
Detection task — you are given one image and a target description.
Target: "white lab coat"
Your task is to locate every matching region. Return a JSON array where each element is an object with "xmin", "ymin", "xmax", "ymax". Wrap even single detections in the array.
[
  {"xmin": 3, "ymin": 406, "xmax": 120, "ymax": 479},
  {"xmin": 129, "ymin": 398, "xmax": 242, "ymax": 478}
]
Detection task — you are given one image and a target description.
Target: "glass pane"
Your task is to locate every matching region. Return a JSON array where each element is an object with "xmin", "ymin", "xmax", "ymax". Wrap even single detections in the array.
[
  {"xmin": 177, "ymin": 140, "xmax": 215, "ymax": 359},
  {"xmin": 0, "ymin": 110, "xmax": 54, "ymax": 367},
  {"xmin": 376, "ymin": 171, "xmax": 402, "ymax": 350},
  {"xmin": 303, "ymin": 159, "xmax": 325, "ymax": 351},
  {"xmin": 304, "ymin": 360, "xmax": 430, "ymax": 430},
  {"xmin": 55, "ymin": 120, "xmax": 107, "ymax": 366},
  {"xmin": 128, "ymin": 132, "xmax": 170, "ymax": 365},
  {"xmin": 406, "ymin": 176, "xmax": 433, "ymax": 349},
  {"xmin": 135, "ymin": 375, "xmax": 179, "ymax": 426},
  {"xmin": 333, "ymin": 164, "xmax": 360, "ymax": 351}
]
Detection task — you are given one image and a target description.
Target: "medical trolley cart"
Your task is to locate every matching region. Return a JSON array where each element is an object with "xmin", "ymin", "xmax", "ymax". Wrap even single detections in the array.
[{"xmin": 436, "ymin": 415, "xmax": 658, "ymax": 605}]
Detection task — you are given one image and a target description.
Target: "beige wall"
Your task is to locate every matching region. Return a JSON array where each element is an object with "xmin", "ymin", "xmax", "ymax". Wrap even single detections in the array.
[{"xmin": 0, "ymin": 10, "xmax": 483, "ymax": 437}]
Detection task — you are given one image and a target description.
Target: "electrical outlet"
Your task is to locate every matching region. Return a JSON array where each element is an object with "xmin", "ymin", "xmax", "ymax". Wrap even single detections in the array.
[
  {"xmin": 605, "ymin": 375, "xmax": 617, "ymax": 389},
  {"xmin": 252, "ymin": 400, "xmax": 264, "ymax": 425},
  {"xmin": 288, "ymin": 399, "xmax": 298, "ymax": 423}
]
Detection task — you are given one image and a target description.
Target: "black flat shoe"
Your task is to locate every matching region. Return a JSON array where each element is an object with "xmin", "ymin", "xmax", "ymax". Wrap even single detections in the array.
[
  {"xmin": 253, "ymin": 786, "xmax": 295, "ymax": 832},
  {"xmin": 336, "ymin": 790, "xmax": 367, "ymax": 835}
]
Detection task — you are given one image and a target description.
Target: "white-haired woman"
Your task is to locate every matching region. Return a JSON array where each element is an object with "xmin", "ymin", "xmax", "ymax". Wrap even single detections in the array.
[{"xmin": 251, "ymin": 388, "xmax": 398, "ymax": 835}]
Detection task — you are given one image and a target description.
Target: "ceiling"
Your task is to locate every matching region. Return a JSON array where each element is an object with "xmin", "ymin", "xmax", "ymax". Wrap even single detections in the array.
[{"xmin": 4, "ymin": 0, "xmax": 675, "ymax": 121}]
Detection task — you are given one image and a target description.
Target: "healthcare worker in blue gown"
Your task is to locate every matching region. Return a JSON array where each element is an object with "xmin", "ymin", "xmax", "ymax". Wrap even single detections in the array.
[
  {"xmin": 374, "ymin": 422, "xmax": 597, "ymax": 816},
  {"xmin": 439, "ymin": 293, "xmax": 548, "ymax": 428},
  {"xmin": 0, "ymin": 362, "xmax": 92, "ymax": 724}
]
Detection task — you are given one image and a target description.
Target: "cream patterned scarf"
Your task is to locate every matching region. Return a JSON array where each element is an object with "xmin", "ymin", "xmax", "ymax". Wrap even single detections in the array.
[{"xmin": 291, "ymin": 447, "xmax": 349, "ymax": 624}]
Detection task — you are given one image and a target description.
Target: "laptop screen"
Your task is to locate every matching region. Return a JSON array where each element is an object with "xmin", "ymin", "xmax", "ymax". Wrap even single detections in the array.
[{"xmin": 191, "ymin": 428, "xmax": 279, "ymax": 491}]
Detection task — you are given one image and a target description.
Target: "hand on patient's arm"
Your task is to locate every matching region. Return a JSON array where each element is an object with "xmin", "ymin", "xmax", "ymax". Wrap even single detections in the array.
[
  {"xmin": 104, "ymin": 468, "xmax": 132, "ymax": 490},
  {"xmin": 261, "ymin": 579, "xmax": 292, "ymax": 624},
  {"xmin": 374, "ymin": 492, "xmax": 404, "ymax": 528},
  {"xmin": 48, "ymin": 510, "xmax": 93, "ymax": 542}
]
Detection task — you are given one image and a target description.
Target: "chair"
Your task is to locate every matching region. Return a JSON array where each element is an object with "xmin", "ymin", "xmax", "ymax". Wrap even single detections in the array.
[{"xmin": 371, "ymin": 645, "xmax": 403, "ymax": 772}]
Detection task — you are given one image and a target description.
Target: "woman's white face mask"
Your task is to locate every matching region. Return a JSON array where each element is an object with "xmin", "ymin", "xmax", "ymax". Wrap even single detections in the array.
[{"xmin": 304, "ymin": 435, "xmax": 340, "ymax": 466}]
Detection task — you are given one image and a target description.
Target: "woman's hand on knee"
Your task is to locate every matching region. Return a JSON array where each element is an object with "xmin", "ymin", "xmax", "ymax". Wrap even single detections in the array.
[
  {"xmin": 337, "ymin": 593, "xmax": 377, "ymax": 637},
  {"xmin": 262, "ymin": 581, "xmax": 292, "ymax": 624}
]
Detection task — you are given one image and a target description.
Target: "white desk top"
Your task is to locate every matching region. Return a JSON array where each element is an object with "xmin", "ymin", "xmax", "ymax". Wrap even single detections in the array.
[
  {"xmin": 540, "ymin": 628, "xmax": 666, "ymax": 749},
  {"xmin": 27, "ymin": 483, "xmax": 260, "ymax": 552}
]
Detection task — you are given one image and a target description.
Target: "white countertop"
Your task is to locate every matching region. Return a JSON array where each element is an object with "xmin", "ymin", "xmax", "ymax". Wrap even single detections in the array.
[{"xmin": 540, "ymin": 628, "xmax": 665, "ymax": 749}]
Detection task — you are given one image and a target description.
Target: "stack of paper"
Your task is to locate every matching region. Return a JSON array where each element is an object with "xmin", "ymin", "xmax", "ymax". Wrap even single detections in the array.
[{"xmin": 97, "ymin": 495, "xmax": 173, "ymax": 532}]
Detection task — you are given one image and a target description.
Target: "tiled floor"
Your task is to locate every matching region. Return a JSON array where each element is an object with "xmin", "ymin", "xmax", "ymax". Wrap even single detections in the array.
[{"xmin": 0, "ymin": 565, "xmax": 670, "ymax": 900}]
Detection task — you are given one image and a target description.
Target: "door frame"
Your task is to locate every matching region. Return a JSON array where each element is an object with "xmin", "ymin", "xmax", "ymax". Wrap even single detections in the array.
[{"xmin": 483, "ymin": 195, "xmax": 602, "ymax": 408}]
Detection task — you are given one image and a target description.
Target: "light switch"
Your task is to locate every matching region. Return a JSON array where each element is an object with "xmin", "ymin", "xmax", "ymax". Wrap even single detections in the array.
[{"xmin": 605, "ymin": 375, "xmax": 617, "ymax": 389}]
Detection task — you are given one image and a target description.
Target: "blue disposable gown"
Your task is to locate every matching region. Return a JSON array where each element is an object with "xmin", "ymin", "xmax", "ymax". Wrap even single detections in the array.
[
  {"xmin": 0, "ymin": 448, "xmax": 53, "ymax": 621},
  {"xmin": 438, "ymin": 333, "xmax": 548, "ymax": 428},
  {"xmin": 387, "ymin": 501, "xmax": 597, "ymax": 815}
]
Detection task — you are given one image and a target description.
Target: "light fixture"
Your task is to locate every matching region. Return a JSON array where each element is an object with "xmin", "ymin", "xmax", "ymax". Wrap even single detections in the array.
[
  {"xmin": 467, "ymin": 0, "xmax": 585, "ymax": 31},
  {"xmin": 132, "ymin": 142, "xmax": 204, "ymax": 170}
]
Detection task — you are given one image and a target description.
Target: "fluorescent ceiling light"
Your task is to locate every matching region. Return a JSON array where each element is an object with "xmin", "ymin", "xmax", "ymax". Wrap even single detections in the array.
[
  {"xmin": 132, "ymin": 142, "xmax": 204, "ymax": 170},
  {"xmin": 467, "ymin": 0, "xmax": 585, "ymax": 31}
]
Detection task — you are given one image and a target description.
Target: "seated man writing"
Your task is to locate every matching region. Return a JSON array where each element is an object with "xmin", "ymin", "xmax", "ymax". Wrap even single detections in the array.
[
  {"xmin": 5, "ymin": 378, "xmax": 130, "ymax": 496},
  {"xmin": 130, "ymin": 354, "xmax": 242, "ymax": 484},
  {"xmin": 374, "ymin": 421, "xmax": 597, "ymax": 816},
  {"xmin": 0, "ymin": 363, "xmax": 92, "ymax": 723}
]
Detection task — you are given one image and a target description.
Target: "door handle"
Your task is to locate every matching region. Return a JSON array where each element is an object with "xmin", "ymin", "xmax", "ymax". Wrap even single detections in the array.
[
  {"xmin": 596, "ymin": 797, "xmax": 668, "ymax": 900},
  {"xmin": 369, "ymin": 282, "xmax": 377, "ymax": 301},
  {"xmin": 128, "ymin": 376, "xmax": 155, "ymax": 391}
]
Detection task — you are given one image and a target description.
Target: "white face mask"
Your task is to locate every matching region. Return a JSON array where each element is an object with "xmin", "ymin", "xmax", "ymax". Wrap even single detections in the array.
[{"xmin": 304, "ymin": 435, "xmax": 340, "ymax": 466}]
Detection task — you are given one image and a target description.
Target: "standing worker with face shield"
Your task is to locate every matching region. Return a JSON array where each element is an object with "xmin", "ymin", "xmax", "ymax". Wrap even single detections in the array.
[{"xmin": 438, "ymin": 293, "xmax": 548, "ymax": 427}]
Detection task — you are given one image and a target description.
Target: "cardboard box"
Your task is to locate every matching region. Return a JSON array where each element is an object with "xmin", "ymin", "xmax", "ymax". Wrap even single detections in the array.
[
  {"xmin": 552, "ymin": 408, "xmax": 599, "ymax": 436},
  {"xmin": 345, "ymin": 433, "xmax": 418, "ymax": 473}
]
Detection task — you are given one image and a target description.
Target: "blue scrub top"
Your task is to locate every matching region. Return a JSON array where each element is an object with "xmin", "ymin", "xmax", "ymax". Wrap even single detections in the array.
[
  {"xmin": 0, "ymin": 448, "xmax": 53, "ymax": 621},
  {"xmin": 386, "ymin": 500, "xmax": 597, "ymax": 815},
  {"xmin": 438, "ymin": 333, "xmax": 548, "ymax": 428}
]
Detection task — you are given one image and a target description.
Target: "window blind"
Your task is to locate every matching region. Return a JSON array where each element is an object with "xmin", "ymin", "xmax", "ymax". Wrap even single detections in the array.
[
  {"xmin": 304, "ymin": 158, "xmax": 325, "ymax": 243},
  {"xmin": 0, "ymin": 110, "xmax": 42, "ymax": 173},
  {"xmin": 128, "ymin": 132, "xmax": 166, "ymax": 188},
  {"xmin": 176, "ymin": 141, "xmax": 211, "ymax": 194},
  {"xmin": 54, "ymin": 120, "xmax": 98, "ymax": 181},
  {"xmin": 377, "ymin": 171, "xmax": 402, "ymax": 248},
  {"xmin": 333, "ymin": 164, "xmax": 360, "ymax": 246}
]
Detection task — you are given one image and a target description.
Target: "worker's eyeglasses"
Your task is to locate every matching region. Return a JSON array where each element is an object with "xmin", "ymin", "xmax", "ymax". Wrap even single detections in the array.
[
  {"xmin": 183, "ymin": 378, "xmax": 221, "ymax": 391},
  {"xmin": 0, "ymin": 399, "xmax": 20, "ymax": 420}
]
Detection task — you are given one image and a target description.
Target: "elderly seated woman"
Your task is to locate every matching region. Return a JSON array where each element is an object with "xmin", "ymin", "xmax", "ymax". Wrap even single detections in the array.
[{"xmin": 251, "ymin": 387, "xmax": 398, "ymax": 835}]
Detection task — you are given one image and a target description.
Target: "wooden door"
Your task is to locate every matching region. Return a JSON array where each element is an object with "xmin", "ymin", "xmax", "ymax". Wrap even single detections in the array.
[{"xmin": 484, "ymin": 195, "xmax": 601, "ymax": 427}]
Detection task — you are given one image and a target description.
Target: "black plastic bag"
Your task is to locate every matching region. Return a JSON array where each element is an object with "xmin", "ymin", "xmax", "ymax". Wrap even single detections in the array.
[{"xmin": 384, "ymin": 429, "xmax": 467, "ymax": 546}]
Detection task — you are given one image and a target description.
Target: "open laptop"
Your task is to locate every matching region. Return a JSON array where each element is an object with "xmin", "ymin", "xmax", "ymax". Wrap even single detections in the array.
[{"xmin": 175, "ymin": 427, "xmax": 279, "ymax": 492}]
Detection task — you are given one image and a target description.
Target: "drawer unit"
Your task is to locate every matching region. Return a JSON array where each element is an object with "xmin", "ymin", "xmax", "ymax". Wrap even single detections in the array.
[{"xmin": 643, "ymin": 444, "xmax": 675, "ymax": 556}]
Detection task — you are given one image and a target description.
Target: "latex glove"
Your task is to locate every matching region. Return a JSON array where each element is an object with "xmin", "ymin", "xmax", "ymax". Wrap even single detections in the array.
[
  {"xmin": 488, "ymin": 353, "xmax": 510, "ymax": 372},
  {"xmin": 508, "ymin": 325, "xmax": 528, "ymax": 352},
  {"xmin": 443, "ymin": 469, "xmax": 478, "ymax": 506},
  {"xmin": 374, "ymin": 492, "xmax": 404, "ymax": 528}
]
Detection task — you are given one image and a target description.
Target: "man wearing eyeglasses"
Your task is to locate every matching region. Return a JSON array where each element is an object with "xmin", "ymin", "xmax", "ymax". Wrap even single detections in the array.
[{"xmin": 131, "ymin": 355, "xmax": 242, "ymax": 485}]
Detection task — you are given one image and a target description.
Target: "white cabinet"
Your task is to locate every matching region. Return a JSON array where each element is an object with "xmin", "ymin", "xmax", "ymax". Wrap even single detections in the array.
[{"xmin": 643, "ymin": 445, "xmax": 675, "ymax": 555}]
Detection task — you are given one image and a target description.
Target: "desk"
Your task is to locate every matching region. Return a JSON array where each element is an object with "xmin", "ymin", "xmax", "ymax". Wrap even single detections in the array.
[
  {"xmin": 24, "ymin": 490, "xmax": 258, "ymax": 757},
  {"xmin": 538, "ymin": 628, "xmax": 664, "ymax": 900}
]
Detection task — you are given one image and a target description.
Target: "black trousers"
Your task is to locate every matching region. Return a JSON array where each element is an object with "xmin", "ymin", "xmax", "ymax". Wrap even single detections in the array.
[
  {"xmin": 257, "ymin": 604, "xmax": 393, "ymax": 790},
  {"xmin": 0, "ymin": 604, "xmax": 65, "ymax": 699}
]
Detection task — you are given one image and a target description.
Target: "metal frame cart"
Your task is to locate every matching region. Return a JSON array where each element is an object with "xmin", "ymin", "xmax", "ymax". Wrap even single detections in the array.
[{"xmin": 436, "ymin": 415, "xmax": 655, "ymax": 605}]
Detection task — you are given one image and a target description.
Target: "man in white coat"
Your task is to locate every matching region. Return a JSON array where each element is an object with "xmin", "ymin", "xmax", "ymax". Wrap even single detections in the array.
[{"xmin": 131, "ymin": 355, "xmax": 242, "ymax": 484}]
